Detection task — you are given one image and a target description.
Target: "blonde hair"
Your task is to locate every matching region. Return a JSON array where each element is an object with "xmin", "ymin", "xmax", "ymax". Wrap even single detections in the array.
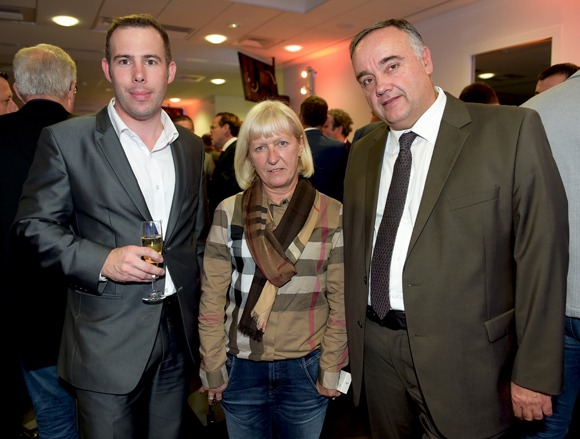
[{"xmin": 235, "ymin": 100, "xmax": 314, "ymax": 189}]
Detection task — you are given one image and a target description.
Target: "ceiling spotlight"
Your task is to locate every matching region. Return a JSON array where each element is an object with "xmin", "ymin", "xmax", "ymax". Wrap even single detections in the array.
[
  {"xmin": 285, "ymin": 45, "xmax": 302, "ymax": 53},
  {"xmin": 169, "ymin": 98, "xmax": 181, "ymax": 103},
  {"xmin": 478, "ymin": 72, "xmax": 495, "ymax": 79},
  {"xmin": 228, "ymin": 23, "xmax": 240, "ymax": 28},
  {"xmin": 300, "ymin": 87, "xmax": 309, "ymax": 95},
  {"xmin": 211, "ymin": 78, "xmax": 226, "ymax": 85},
  {"xmin": 205, "ymin": 34, "xmax": 227, "ymax": 44},
  {"xmin": 53, "ymin": 16, "xmax": 79, "ymax": 27},
  {"xmin": 301, "ymin": 70, "xmax": 308, "ymax": 78}
]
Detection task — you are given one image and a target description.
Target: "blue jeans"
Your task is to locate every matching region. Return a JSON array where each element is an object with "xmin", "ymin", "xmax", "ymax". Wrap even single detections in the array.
[
  {"xmin": 522, "ymin": 316, "xmax": 580, "ymax": 439},
  {"xmin": 221, "ymin": 350, "xmax": 329, "ymax": 439},
  {"xmin": 21, "ymin": 363, "xmax": 79, "ymax": 439}
]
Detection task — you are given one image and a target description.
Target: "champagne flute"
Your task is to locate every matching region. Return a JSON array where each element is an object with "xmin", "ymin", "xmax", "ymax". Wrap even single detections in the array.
[{"xmin": 141, "ymin": 220, "xmax": 165, "ymax": 303}]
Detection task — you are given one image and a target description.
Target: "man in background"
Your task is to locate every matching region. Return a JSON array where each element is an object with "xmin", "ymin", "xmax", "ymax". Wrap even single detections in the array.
[
  {"xmin": 535, "ymin": 62, "xmax": 580, "ymax": 94},
  {"xmin": 521, "ymin": 66, "xmax": 580, "ymax": 439},
  {"xmin": 174, "ymin": 114, "xmax": 215, "ymax": 179},
  {"xmin": 459, "ymin": 82, "xmax": 500, "ymax": 104},
  {"xmin": 300, "ymin": 96, "xmax": 346, "ymax": 202},
  {"xmin": 15, "ymin": 15, "xmax": 206, "ymax": 438},
  {"xmin": 0, "ymin": 43, "xmax": 78, "ymax": 439},
  {"xmin": 344, "ymin": 18, "xmax": 567, "ymax": 438},
  {"xmin": 207, "ymin": 112, "xmax": 242, "ymax": 218},
  {"xmin": 323, "ymin": 108, "xmax": 354, "ymax": 151},
  {"xmin": 0, "ymin": 70, "xmax": 18, "ymax": 114}
]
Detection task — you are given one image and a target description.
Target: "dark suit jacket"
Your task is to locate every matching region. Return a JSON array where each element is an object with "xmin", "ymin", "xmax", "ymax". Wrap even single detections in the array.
[
  {"xmin": 343, "ymin": 94, "xmax": 568, "ymax": 438},
  {"xmin": 15, "ymin": 107, "xmax": 206, "ymax": 394},
  {"xmin": 351, "ymin": 121, "xmax": 384, "ymax": 147},
  {"xmin": 208, "ymin": 140, "xmax": 240, "ymax": 219},
  {"xmin": 306, "ymin": 129, "xmax": 346, "ymax": 202},
  {"xmin": 0, "ymin": 99, "xmax": 72, "ymax": 371}
]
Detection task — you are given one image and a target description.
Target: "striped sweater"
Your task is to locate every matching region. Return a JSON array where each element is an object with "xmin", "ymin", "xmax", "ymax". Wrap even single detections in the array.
[{"xmin": 199, "ymin": 189, "xmax": 348, "ymax": 389}]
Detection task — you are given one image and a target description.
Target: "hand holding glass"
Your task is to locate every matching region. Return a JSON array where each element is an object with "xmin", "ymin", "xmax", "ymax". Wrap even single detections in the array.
[{"xmin": 141, "ymin": 220, "xmax": 165, "ymax": 303}]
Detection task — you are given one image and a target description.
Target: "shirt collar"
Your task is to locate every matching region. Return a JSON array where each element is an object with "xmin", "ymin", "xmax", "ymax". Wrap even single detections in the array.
[
  {"xmin": 222, "ymin": 137, "xmax": 237, "ymax": 152},
  {"xmin": 388, "ymin": 86, "xmax": 447, "ymax": 152},
  {"xmin": 107, "ymin": 98, "xmax": 179, "ymax": 152}
]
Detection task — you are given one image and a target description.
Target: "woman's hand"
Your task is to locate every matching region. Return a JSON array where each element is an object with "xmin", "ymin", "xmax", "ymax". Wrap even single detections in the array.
[
  {"xmin": 316, "ymin": 380, "xmax": 341, "ymax": 399},
  {"xmin": 198, "ymin": 380, "xmax": 228, "ymax": 404}
]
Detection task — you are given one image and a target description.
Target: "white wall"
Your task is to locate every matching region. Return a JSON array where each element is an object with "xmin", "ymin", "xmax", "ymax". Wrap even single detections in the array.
[{"xmin": 280, "ymin": 0, "xmax": 580, "ymax": 136}]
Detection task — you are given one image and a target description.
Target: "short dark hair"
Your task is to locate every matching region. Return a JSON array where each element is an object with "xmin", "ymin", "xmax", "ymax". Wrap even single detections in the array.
[
  {"xmin": 0, "ymin": 71, "xmax": 8, "ymax": 81},
  {"xmin": 538, "ymin": 63, "xmax": 580, "ymax": 81},
  {"xmin": 300, "ymin": 96, "xmax": 328, "ymax": 128},
  {"xmin": 106, "ymin": 14, "xmax": 172, "ymax": 65},
  {"xmin": 173, "ymin": 115, "xmax": 194, "ymax": 131},
  {"xmin": 350, "ymin": 19, "xmax": 425, "ymax": 59},
  {"xmin": 328, "ymin": 109, "xmax": 353, "ymax": 137},
  {"xmin": 459, "ymin": 82, "xmax": 499, "ymax": 105},
  {"xmin": 201, "ymin": 133, "xmax": 212, "ymax": 147},
  {"xmin": 217, "ymin": 112, "xmax": 242, "ymax": 137}
]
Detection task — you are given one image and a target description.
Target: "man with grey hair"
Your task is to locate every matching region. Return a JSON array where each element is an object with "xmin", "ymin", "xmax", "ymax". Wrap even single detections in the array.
[
  {"xmin": 14, "ymin": 14, "xmax": 206, "ymax": 438},
  {"xmin": 0, "ymin": 43, "xmax": 78, "ymax": 439},
  {"xmin": 343, "ymin": 18, "xmax": 568, "ymax": 438}
]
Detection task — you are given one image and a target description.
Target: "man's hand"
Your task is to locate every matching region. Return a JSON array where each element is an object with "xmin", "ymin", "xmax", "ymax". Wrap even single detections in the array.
[
  {"xmin": 316, "ymin": 380, "xmax": 341, "ymax": 399},
  {"xmin": 511, "ymin": 381, "xmax": 553, "ymax": 421},
  {"xmin": 198, "ymin": 380, "xmax": 228, "ymax": 404},
  {"xmin": 101, "ymin": 245, "xmax": 165, "ymax": 283}
]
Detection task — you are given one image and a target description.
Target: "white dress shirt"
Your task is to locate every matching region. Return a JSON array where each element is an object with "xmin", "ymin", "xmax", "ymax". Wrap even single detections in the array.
[
  {"xmin": 222, "ymin": 137, "xmax": 237, "ymax": 152},
  {"xmin": 106, "ymin": 98, "xmax": 179, "ymax": 296},
  {"xmin": 370, "ymin": 87, "xmax": 447, "ymax": 310}
]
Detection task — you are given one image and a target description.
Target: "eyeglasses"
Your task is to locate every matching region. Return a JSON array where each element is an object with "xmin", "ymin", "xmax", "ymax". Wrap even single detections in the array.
[{"xmin": 70, "ymin": 83, "xmax": 78, "ymax": 94}]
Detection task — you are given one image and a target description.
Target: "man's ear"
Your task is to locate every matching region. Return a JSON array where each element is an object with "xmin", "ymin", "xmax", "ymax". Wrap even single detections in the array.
[
  {"xmin": 13, "ymin": 82, "xmax": 25, "ymax": 105},
  {"xmin": 102, "ymin": 58, "xmax": 112, "ymax": 83}
]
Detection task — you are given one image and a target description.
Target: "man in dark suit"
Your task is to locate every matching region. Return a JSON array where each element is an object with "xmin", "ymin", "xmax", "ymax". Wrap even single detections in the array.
[
  {"xmin": 207, "ymin": 111, "xmax": 242, "ymax": 219},
  {"xmin": 300, "ymin": 96, "xmax": 346, "ymax": 202},
  {"xmin": 323, "ymin": 108, "xmax": 354, "ymax": 151},
  {"xmin": 15, "ymin": 15, "xmax": 206, "ymax": 439},
  {"xmin": 343, "ymin": 19, "xmax": 568, "ymax": 438},
  {"xmin": 1, "ymin": 44, "xmax": 78, "ymax": 439}
]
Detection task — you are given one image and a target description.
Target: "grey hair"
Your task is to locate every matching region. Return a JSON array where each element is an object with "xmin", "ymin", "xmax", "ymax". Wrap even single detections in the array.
[
  {"xmin": 350, "ymin": 19, "xmax": 425, "ymax": 60},
  {"xmin": 13, "ymin": 44, "xmax": 77, "ymax": 101}
]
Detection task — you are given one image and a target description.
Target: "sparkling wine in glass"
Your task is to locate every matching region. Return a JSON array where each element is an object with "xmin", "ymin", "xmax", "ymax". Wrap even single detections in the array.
[{"xmin": 141, "ymin": 220, "xmax": 165, "ymax": 303}]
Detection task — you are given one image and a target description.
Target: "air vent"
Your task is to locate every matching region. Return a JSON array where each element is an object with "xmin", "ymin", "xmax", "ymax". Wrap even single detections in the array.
[
  {"xmin": 92, "ymin": 16, "xmax": 195, "ymax": 40},
  {"xmin": 235, "ymin": 36, "xmax": 282, "ymax": 50},
  {"xmin": 0, "ymin": 6, "xmax": 35, "ymax": 23},
  {"xmin": 176, "ymin": 74, "xmax": 206, "ymax": 83}
]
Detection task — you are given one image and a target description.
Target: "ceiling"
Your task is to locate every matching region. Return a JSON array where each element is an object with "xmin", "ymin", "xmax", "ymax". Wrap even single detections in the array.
[{"xmin": 0, "ymin": 0, "xmax": 483, "ymax": 114}]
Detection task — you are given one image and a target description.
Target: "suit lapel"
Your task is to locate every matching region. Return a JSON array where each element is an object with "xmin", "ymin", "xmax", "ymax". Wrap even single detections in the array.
[
  {"xmin": 166, "ymin": 138, "xmax": 187, "ymax": 241},
  {"xmin": 95, "ymin": 107, "xmax": 152, "ymax": 222},
  {"xmin": 407, "ymin": 94, "xmax": 471, "ymax": 256},
  {"xmin": 365, "ymin": 125, "xmax": 389, "ymax": 272}
]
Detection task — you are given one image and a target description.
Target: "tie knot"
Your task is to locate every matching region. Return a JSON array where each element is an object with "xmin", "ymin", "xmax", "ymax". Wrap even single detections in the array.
[{"xmin": 399, "ymin": 131, "xmax": 418, "ymax": 151}]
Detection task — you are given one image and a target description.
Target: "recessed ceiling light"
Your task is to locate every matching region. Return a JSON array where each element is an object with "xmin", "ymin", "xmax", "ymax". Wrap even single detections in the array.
[
  {"xmin": 53, "ymin": 16, "xmax": 79, "ymax": 27},
  {"xmin": 169, "ymin": 98, "xmax": 181, "ymax": 103},
  {"xmin": 285, "ymin": 45, "xmax": 302, "ymax": 52},
  {"xmin": 205, "ymin": 34, "xmax": 227, "ymax": 44},
  {"xmin": 228, "ymin": 23, "xmax": 240, "ymax": 28},
  {"xmin": 211, "ymin": 78, "xmax": 226, "ymax": 85},
  {"xmin": 478, "ymin": 73, "xmax": 495, "ymax": 79}
]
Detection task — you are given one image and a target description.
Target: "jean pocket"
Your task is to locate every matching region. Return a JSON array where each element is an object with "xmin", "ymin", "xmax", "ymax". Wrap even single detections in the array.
[
  {"xmin": 300, "ymin": 350, "xmax": 322, "ymax": 393},
  {"xmin": 224, "ymin": 353, "xmax": 236, "ymax": 392}
]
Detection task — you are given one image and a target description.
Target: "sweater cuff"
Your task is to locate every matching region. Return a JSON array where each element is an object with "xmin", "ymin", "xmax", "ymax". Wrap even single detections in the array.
[{"xmin": 200, "ymin": 363, "xmax": 228, "ymax": 388}]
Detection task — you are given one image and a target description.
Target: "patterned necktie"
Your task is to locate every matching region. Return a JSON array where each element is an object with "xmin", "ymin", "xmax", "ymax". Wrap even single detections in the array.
[{"xmin": 371, "ymin": 131, "xmax": 418, "ymax": 320}]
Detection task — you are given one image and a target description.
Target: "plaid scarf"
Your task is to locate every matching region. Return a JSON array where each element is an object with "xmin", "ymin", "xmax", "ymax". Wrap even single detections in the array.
[{"xmin": 238, "ymin": 178, "xmax": 317, "ymax": 341}]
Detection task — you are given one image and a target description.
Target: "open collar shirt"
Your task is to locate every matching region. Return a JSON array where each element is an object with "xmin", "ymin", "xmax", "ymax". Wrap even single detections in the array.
[{"xmin": 107, "ymin": 98, "xmax": 178, "ymax": 296}]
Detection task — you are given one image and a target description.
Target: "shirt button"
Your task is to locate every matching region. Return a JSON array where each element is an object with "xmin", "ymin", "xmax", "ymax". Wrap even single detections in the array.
[{"xmin": 156, "ymin": 185, "xmax": 160, "ymax": 190}]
